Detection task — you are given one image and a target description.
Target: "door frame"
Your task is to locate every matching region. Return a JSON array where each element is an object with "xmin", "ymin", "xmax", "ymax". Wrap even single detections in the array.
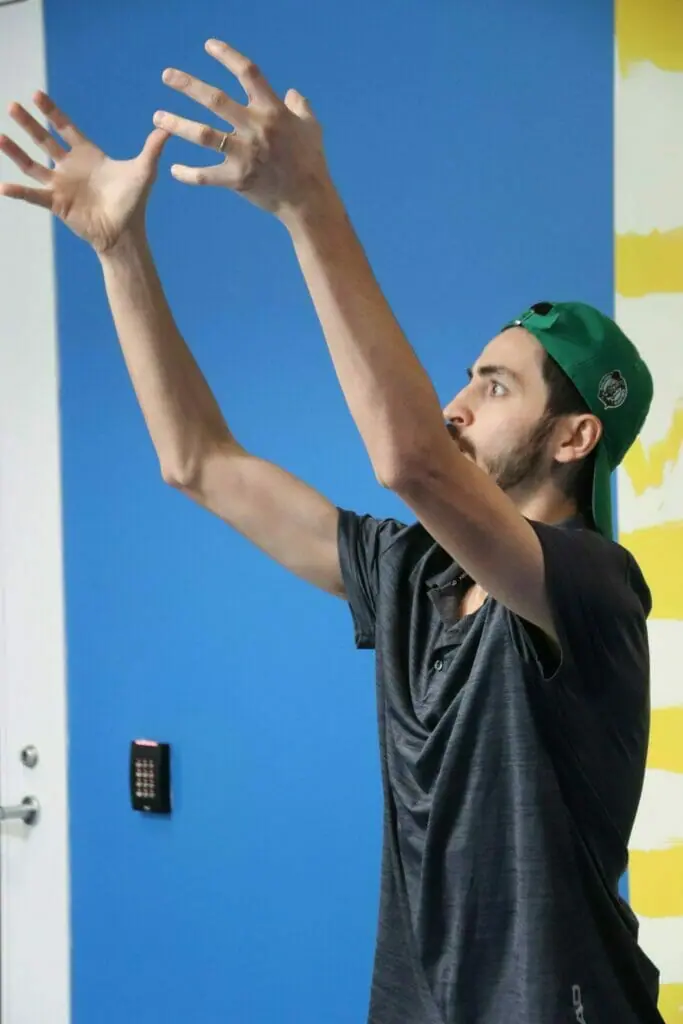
[{"xmin": 0, "ymin": 2, "xmax": 71, "ymax": 1021}]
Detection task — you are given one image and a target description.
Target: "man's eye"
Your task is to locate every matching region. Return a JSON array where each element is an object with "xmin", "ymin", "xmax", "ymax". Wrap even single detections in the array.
[{"xmin": 490, "ymin": 380, "xmax": 507, "ymax": 396}]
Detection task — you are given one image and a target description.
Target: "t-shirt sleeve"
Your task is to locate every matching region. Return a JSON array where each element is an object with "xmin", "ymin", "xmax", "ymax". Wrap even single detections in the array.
[
  {"xmin": 336, "ymin": 508, "xmax": 407, "ymax": 650},
  {"xmin": 510, "ymin": 521, "xmax": 652, "ymax": 684}
]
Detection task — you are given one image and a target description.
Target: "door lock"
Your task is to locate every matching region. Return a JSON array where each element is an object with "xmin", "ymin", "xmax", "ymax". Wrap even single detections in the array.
[
  {"xmin": 0, "ymin": 796, "xmax": 40, "ymax": 826},
  {"xmin": 20, "ymin": 745, "xmax": 39, "ymax": 769}
]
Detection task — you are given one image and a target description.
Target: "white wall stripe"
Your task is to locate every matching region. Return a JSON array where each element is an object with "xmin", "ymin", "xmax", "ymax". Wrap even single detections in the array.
[
  {"xmin": 0, "ymin": 1, "xmax": 71, "ymax": 1021},
  {"xmin": 637, "ymin": 917, "xmax": 683, "ymax": 987},
  {"xmin": 630, "ymin": 770, "xmax": 683, "ymax": 850},
  {"xmin": 616, "ymin": 64, "xmax": 683, "ymax": 232},
  {"xmin": 616, "ymin": 6, "xmax": 683, "ymax": 1006}
]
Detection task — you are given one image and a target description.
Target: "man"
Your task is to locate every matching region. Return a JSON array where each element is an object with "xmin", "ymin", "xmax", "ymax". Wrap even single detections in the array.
[{"xmin": 0, "ymin": 39, "xmax": 664, "ymax": 1024}]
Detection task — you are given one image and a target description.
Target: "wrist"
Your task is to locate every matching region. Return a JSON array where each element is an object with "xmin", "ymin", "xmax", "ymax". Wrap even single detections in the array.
[
  {"xmin": 278, "ymin": 174, "xmax": 346, "ymax": 239},
  {"xmin": 96, "ymin": 222, "xmax": 148, "ymax": 262}
]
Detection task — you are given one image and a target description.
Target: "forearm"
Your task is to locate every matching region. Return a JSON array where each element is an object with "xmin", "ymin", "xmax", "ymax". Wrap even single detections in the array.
[
  {"xmin": 282, "ymin": 184, "xmax": 445, "ymax": 485},
  {"xmin": 98, "ymin": 229, "xmax": 236, "ymax": 482}
]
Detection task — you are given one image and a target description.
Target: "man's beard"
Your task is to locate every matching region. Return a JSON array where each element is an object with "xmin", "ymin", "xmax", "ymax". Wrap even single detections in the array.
[{"xmin": 467, "ymin": 415, "xmax": 556, "ymax": 496}]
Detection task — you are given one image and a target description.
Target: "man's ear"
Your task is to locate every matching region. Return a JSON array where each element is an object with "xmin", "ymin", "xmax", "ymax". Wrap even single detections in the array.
[{"xmin": 553, "ymin": 414, "xmax": 603, "ymax": 466}]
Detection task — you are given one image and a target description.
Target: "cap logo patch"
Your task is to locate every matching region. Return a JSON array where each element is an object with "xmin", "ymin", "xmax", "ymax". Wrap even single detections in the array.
[{"xmin": 598, "ymin": 370, "xmax": 628, "ymax": 409}]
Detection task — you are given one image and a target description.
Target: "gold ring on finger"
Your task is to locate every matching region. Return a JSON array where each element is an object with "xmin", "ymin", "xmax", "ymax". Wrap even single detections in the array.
[{"xmin": 218, "ymin": 133, "xmax": 229, "ymax": 154}]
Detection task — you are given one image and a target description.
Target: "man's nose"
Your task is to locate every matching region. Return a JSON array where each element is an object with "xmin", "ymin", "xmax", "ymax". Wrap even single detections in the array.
[{"xmin": 443, "ymin": 396, "xmax": 474, "ymax": 432}]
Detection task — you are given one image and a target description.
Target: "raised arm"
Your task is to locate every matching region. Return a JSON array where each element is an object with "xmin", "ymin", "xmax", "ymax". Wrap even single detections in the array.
[
  {"xmin": 154, "ymin": 38, "xmax": 556, "ymax": 639},
  {"xmin": 0, "ymin": 92, "xmax": 345, "ymax": 598}
]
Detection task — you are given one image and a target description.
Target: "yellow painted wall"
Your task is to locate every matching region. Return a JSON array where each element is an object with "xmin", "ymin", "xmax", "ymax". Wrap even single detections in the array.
[{"xmin": 616, "ymin": 1, "xmax": 683, "ymax": 1020}]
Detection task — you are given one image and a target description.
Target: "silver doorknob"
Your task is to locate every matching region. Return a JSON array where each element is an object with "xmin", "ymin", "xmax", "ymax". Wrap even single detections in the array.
[{"xmin": 0, "ymin": 796, "xmax": 40, "ymax": 826}]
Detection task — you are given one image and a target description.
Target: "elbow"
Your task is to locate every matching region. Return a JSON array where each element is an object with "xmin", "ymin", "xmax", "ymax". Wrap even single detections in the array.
[
  {"xmin": 373, "ymin": 418, "xmax": 454, "ymax": 493},
  {"xmin": 160, "ymin": 435, "xmax": 240, "ymax": 492},
  {"xmin": 159, "ymin": 434, "xmax": 221, "ymax": 491},
  {"xmin": 160, "ymin": 458, "xmax": 201, "ymax": 491},
  {"xmin": 373, "ymin": 448, "xmax": 427, "ymax": 493},
  {"xmin": 375, "ymin": 465, "xmax": 405, "ymax": 492},
  {"xmin": 376, "ymin": 440, "xmax": 456, "ymax": 497}
]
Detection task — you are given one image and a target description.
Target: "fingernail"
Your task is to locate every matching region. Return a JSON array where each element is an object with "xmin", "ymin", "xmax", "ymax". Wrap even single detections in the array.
[
  {"xmin": 153, "ymin": 111, "xmax": 166, "ymax": 125},
  {"xmin": 163, "ymin": 68, "xmax": 187, "ymax": 86}
]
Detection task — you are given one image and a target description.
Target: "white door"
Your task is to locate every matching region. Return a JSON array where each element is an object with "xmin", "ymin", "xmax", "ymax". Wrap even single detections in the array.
[{"xmin": 0, "ymin": 1, "xmax": 71, "ymax": 1021}]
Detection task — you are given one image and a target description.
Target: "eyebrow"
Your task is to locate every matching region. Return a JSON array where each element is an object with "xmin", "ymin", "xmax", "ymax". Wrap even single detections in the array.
[{"xmin": 466, "ymin": 364, "xmax": 524, "ymax": 386}]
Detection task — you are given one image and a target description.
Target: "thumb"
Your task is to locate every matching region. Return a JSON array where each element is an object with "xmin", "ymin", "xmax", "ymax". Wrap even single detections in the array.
[
  {"xmin": 284, "ymin": 88, "xmax": 315, "ymax": 120},
  {"xmin": 139, "ymin": 128, "xmax": 170, "ymax": 166}
]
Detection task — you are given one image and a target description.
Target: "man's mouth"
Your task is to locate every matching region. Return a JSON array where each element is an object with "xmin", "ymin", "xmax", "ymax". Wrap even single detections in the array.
[{"xmin": 447, "ymin": 425, "xmax": 474, "ymax": 460}]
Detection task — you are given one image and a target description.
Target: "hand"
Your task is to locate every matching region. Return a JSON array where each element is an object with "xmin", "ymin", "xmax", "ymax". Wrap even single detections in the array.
[
  {"xmin": 153, "ymin": 39, "xmax": 332, "ymax": 220},
  {"xmin": 0, "ymin": 92, "xmax": 169, "ymax": 253}
]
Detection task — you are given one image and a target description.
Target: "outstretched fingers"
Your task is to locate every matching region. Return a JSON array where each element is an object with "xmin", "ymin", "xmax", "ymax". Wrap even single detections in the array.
[
  {"xmin": 204, "ymin": 39, "xmax": 281, "ymax": 108},
  {"xmin": 8, "ymin": 101, "xmax": 66, "ymax": 162},
  {"xmin": 161, "ymin": 67, "xmax": 248, "ymax": 129},
  {"xmin": 33, "ymin": 91, "xmax": 88, "ymax": 149},
  {"xmin": 0, "ymin": 181, "xmax": 52, "ymax": 208},
  {"xmin": 170, "ymin": 157, "xmax": 240, "ymax": 188},
  {"xmin": 153, "ymin": 109, "xmax": 234, "ymax": 154},
  {"xmin": 0, "ymin": 133, "xmax": 52, "ymax": 183}
]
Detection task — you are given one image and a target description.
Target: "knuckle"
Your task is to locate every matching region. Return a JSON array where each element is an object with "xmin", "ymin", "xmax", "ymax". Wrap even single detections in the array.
[
  {"xmin": 234, "ymin": 155, "xmax": 257, "ymax": 194},
  {"xmin": 260, "ymin": 106, "xmax": 279, "ymax": 130},
  {"xmin": 207, "ymin": 88, "xmax": 225, "ymax": 112},
  {"xmin": 235, "ymin": 169, "xmax": 256, "ymax": 194},
  {"xmin": 241, "ymin": 59, "xmax": 260, "ymax": 81},
  {"xmin": 198, "ymin": 125, "xmax": 214, "ymax": 147},
  {"xmin": 257, "ymin": 111, "xmax": 281, "ymax": 146}
]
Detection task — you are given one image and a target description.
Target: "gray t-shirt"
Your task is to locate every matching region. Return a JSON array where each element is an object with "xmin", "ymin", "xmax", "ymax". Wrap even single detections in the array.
[{"xmin": 337, "ymin": 510, "xmax": 664, "ymax": 1024}]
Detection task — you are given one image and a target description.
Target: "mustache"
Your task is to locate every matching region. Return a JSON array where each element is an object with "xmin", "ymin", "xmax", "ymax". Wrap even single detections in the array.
[{"xmin": 446, "ymin": 422, "xmax": 475, "ymax": 459}]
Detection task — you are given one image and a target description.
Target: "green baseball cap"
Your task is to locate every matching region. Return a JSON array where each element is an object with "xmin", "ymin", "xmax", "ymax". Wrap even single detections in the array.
[{"xmin": 502, "ymin": 301, "xmax": 653, "ymax": 539}]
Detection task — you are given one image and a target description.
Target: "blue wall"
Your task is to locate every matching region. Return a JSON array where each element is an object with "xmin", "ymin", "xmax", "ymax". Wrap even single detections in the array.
[{"xmin": 45, "ymin": 1, "xmax": 615, "ymax": 1021}]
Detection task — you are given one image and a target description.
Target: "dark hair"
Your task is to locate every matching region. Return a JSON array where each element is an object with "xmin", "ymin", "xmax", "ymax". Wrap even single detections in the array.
[{"xmin": 541, "ymin": 352, "xmax": 597, "ymax": 521}]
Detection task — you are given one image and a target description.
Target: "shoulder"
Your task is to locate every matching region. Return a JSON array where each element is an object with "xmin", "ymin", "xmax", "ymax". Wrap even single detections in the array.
[
  {"xmin": 337, "ymin": 508, "xmax": 433, "ymax": 568},
  {"xmin": 528, "ymin": 517, "xmax": 651, "ymax": 618},
  {"xmin": 512, "ymin": 517, "xmax": 651, "ymax": 682},
  {"xmin": 336, "ymin": 508, "xmax": 429, "ymax": 649}
]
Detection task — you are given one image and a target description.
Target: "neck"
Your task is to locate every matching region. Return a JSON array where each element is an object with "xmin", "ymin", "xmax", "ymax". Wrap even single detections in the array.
[{"xmin": 507, "ymin": 480, "xmax": 580, "ymax": 527}]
